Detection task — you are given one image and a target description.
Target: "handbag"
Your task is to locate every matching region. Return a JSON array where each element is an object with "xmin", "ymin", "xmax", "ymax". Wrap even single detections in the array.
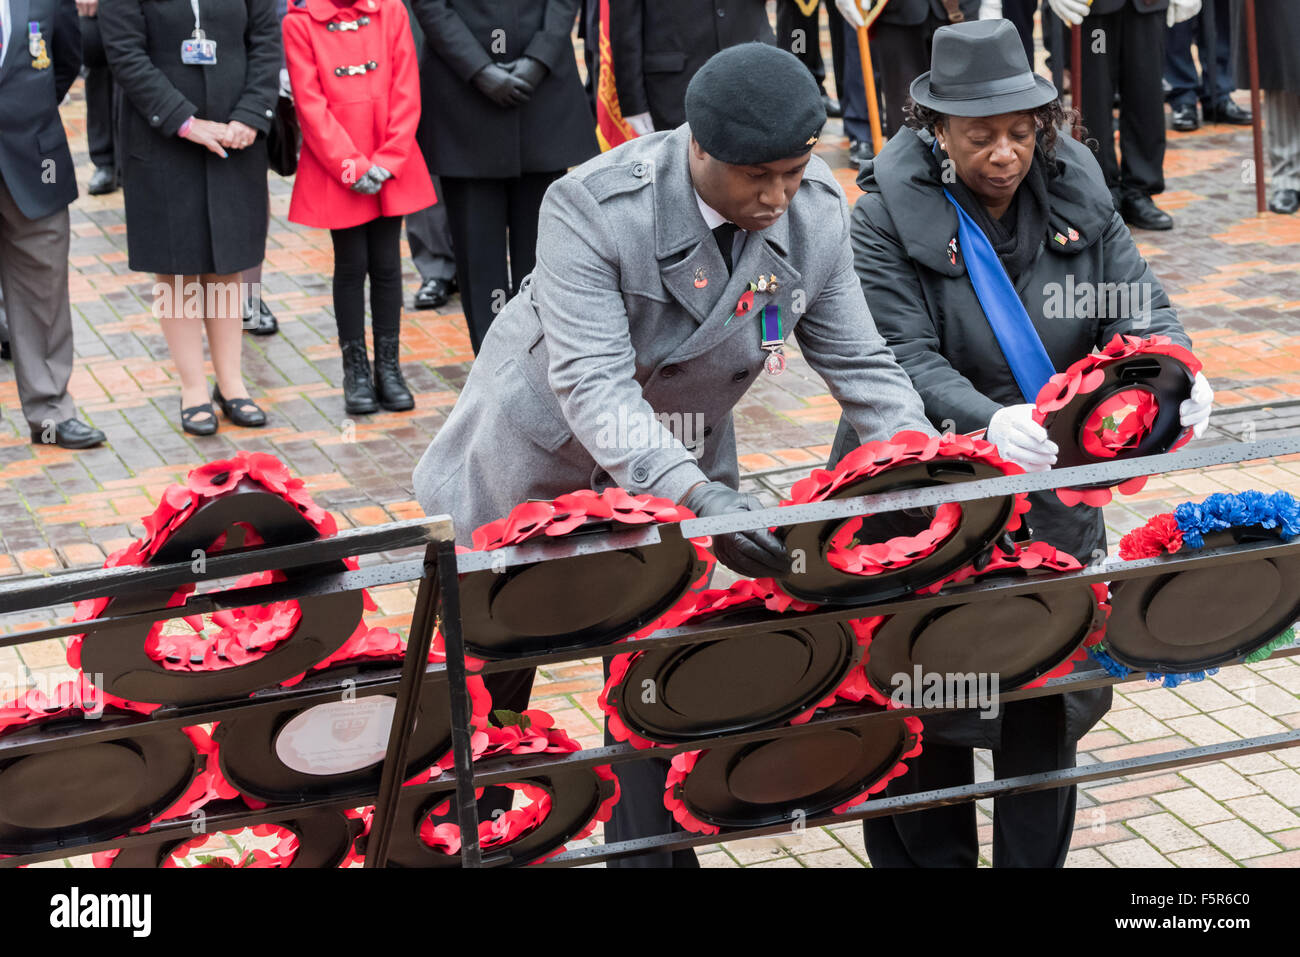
[{"xmin": 266, "ymin": 95, "xmax": 300, "ymax": 177}]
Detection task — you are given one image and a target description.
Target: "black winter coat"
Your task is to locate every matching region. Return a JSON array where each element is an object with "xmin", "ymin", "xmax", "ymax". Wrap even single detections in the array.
[
  {"xmin": 608, "ymin": 0, "xmax": 774, "ymax": 131},
  {"xmin": 100, "ymin": 0, "xmax": 281, "ymax": 275},
  {"xmin": 1087, "ymin": 0, "xmax": 1169, "ymax": 14},
  {"xmin": 412, "ymin": 0, "xmax": 597, "ymax": 179},
  {"xmin": 830, "ymin": 127, "xmax": 1193, "ymax": 748},
  {"xmin": 878, "ymin": 0, "xmax": 980, "ymax": 26},
  {"xmin": 0, "ymin": 0, "xmax": 82, "ymax": 220},
  {"xmin": 1232, "ymin": 0, "xmax": 1300, "ymax": 95}
]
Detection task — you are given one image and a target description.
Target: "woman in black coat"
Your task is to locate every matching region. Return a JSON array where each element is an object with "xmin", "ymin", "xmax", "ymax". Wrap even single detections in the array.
[
  {"xmin": 101, "ymin": 0, "xmax": 281, "ymax": 433},
  {"xmin": 831, "ymin": 20, "xmax": 1214, "ymax": 867},
  {"xmin": 411, "ymin": 0, "xmax": 597, "ymax": 353}
]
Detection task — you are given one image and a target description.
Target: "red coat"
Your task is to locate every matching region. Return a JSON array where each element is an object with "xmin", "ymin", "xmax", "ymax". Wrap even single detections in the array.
[{"xmin": 283, "ymin": 0, "xmax": 437, "ymax": 229}]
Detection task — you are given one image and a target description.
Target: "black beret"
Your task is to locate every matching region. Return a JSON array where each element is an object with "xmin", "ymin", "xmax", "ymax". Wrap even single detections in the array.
[{"xmin": 685, "ymin": 43, "xmax": 827, "ymax": 166}]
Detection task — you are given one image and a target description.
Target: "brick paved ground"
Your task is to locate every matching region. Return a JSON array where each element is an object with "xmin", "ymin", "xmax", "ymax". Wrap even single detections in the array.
[{"xmin": 5, "ymin": 26, "xmax": 1300, "ymax": 867}]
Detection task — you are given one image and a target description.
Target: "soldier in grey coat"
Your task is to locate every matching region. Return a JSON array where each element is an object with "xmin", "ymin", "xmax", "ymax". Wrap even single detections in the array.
[{"xmin": 413, "ymin": 43, "xmax": 936, "ymax": 867}]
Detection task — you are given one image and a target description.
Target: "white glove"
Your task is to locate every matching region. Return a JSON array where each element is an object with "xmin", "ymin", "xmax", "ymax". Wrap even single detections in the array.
[
  {"xmin": 1167, "ymin": 0, "xmax": 1201, "ymax": 27},
  {"xmin": 1047, "ymin": 0, "xmax": 1092, "ymax": 26},
  {"xmin": 1179, "ymin": 371, "xmax": 1214, "ymax": 439},
  {"xmin": 986, "ymin": 404, "xmax": 1060, "ymax": 472},
  {"xmin": 836, "ymin": 0, "xmax": 865, "ymax": 29},
  {"xmin": 979, "ymin": 0, "xmax": 1003, "ymax": 18},
  {"xmin": 625, "ymin": 111, "xmax": 655, "ymax": 136}
]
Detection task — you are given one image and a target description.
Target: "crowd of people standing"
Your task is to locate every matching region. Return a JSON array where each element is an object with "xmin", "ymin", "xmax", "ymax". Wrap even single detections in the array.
[{"xmin": 0, "ymin": 0, "xmax": 1294, "ymax": 452}]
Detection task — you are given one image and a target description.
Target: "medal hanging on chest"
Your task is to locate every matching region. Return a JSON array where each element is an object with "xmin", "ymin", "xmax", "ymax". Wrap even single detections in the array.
[
  {"xmin": 760, "ymin": 304, "xmax": 785, "ymax": 376},
  {"xmin": 28, "ymin": 23, "xmax": 51, "ymax": 69}
]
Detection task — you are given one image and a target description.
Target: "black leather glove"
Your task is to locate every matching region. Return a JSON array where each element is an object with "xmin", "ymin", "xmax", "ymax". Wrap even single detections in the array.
[
  {"xmin": 471, "ymin": 63, "xmax": 530, "ymax": 107},
  {"xmin": 682, "ymin": 481, "xmax": 788, "ymax": 579},
  {"xmin": 506, "ymin": 56, "xmax": 548, "ymax": 94}
]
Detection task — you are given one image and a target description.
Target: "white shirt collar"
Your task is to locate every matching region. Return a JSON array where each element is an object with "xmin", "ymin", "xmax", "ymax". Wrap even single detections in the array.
[{"xmin": 694, "ymin": 190, "xmax": 733, "ymax": 232}]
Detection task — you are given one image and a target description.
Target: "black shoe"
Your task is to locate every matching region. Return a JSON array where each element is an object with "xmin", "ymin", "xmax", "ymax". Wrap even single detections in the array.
[
  {"xmin": 0, "ymin": 340, "xmax": 9, "ymax": 360},
  {"xmin": 821, "ymin": 91, "xmax": 842, "ymax": 119},
  {"xmin": 372, "ymin": 334, "xmax": 414, "ymax": 411},
  {"xmin": 87, "ymin": 166, "xmax": 117, "ymax": 195},
  {"xmin": 848, "ymin": 139, "xmax": 873, "ymax": 167},
  {"xmin": 1269, "ymin": 189, "xmax": 1300, "ymax": 215},
  {"xmin": 243, "ymin": 298, "xmax": 278, "ymax": 336},
  {"xmin": 414, "ymin": 277, "xmax": 452, "ymax": 310},
  {"xmin": 340, "ymin": 338, "xmax": 379, "ymax": 414},
  {"xmin": 1120, "ymin": 193, "xmax": 1173, "ymax": 231},
  {"xmin": 31, "ymin": 417, "xmax": 106, "ymax": 449},
  {"xmin": 212, "ymin": 384, "xmax": 267, "ymax": 427},
  {"xmin": 180, "ymin": 400, "xmax": 218, "ymax": 436},
  {"xmin": 1170, "ymin": 103, "xmax": 1199, "ymax": 132},
  {"xmin": 1204, "ymin": 100, "xmax": 1252, "ymax": 125}
]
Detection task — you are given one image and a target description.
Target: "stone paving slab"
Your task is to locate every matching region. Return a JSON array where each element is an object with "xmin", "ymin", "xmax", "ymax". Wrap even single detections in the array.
[{"xmin": 5, "ymin": 29, "xmax": 1300, "ymax": 866}]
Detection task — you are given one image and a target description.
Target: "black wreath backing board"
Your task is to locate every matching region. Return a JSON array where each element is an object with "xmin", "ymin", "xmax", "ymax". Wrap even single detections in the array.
[
  {"xmin": 79, "ymin": 482, "xmax": 364, "ymax": 706},
  {"xmin": 1106, "ymin": 525, "xmax": 1300, "ymax": 673}
]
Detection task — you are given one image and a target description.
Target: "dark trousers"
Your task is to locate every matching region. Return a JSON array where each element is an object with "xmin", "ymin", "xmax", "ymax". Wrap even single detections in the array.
[
  {"xmin": 872, "ymin": 17, "xmax": 945, "ymax": 142},
  {"xmin": 777, "ymin": 0, "xmax": 845, "ymax": 103},
  {"xmin": 1079, "ymin": 7, "xmax": 1168, "ymax": 202},
  {"xmin": 438, "ymin": 171, "xmax": 562, "ymax": 355},
  {"xmin": 81, "ymin": 15, "xmax": 115, "ymax": 171},
  {"xmin": 1164, "ymin": 1, "xmax": 1234, "ymax": 110},
  {"xmin": 329, "ymin": 215, "xmax": 403, "ymax": 341},
  {"xmin": 864, "ymin": 696, "xmax": 1079, "ymax": 868},
  {"xmin": 1001, "ymin": 0, "xmax": 1039, "ymax": 66},
  {"xmin": 404, "ymin": 182, "xmax": 456, "ymax": 283}
]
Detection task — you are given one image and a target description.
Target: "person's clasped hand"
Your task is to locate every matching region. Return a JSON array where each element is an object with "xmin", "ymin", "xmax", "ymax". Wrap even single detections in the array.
[
  {"xmin": 1179, "ymin": 371, "xmax": 1214, "ymax": 439},
  {"xmin": 1046, "ymin": 0, "xmax": 1092, "ymax": 26},
  {"xmin": 682, "ymin": 481, "xmax": 789, "ymax": 579},
  {"xmin": 986, "ymin": 404, "xmax": 1059, "ymax": 472},
  {"xmin": 504, "ymin": 56, "xmax": 548, "ymax": 95},
  {"xmin": 181, "ymin": 118, "xmax": 230, "ymax": 158},
  {"xmin": 836, "ymin": 0, "xmax": 865, "ymax": 28},
  {"xmin": 1167, "ymin": 0, "xmax": 1202, "ymax": 27},
  {"xmin": 219, "ymin": 120, "xmax": 257, "ymax": 150},
  {"xmin": 349, "ymin": 165, "xmax": 391, "ymax": 195},
  {"xmin": 472, "ymin": 63, "xmax": 530, "ymax": 108}
]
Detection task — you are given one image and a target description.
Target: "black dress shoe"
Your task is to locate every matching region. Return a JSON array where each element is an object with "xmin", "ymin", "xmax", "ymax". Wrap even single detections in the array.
[
  {"xmin": 212, "ymin": 384, "xmax": 267, "ymax": 427},
  {"xmin": 414, "ymin": 277, "xmax": 452, "ymax": 310},
  {"xmin": 1204, "ymin": 100, "xmax": 1252, "ymax": 125},
  {"xmin": 1170, "ymin": 103, "xmax": 1199, "ymax": 132},
  {"xmin": 87, "ymin": 166, "xmax": 117, "ymax": 195},
  {"xmin": 848, "ymin": 139, "xmax": 874, "ymax": 167},
  {"xmin": 242, "ymin": 299, "xmax": 279, "ymax": 336},
  {"xmin": 0, "ymin": 340, "xmax": 9, "ymax": 360},
  {"xmin": 821, "ymin": 91, "xmax": 842, "ymax": 119},
  {"xmin": 31, "ymin": 417, "xmax": 106, "ymax": 449},
  {"xmin": 1120, "ymin": 193, "xmax": 1174, "ymax": 231},
  {"xmin": 1269, "ymin": 189, "xmax": 1300, "ymax": 215}
]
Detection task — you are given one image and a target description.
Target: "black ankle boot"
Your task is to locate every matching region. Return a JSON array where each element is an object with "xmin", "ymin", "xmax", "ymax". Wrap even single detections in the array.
[
  {"xmin": 340, "ymin": 338, "xmax": 378, "ymax": 414},
  {"xmin": 373, "ymin": 333, "xmax": 414, "ymax": 411}
]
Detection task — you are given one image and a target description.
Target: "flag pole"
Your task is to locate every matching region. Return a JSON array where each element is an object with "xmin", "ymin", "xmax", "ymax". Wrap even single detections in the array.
[
  {"xmin": 1244, "ymin": 0, "xmax": 1266, "ymax": 214},
  {"xmin": 1070, "ymin": 23, "xmax": 1083, "ymax": 141}
]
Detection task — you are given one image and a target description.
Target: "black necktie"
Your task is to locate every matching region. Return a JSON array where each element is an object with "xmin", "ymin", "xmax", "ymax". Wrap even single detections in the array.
[{"xmin": 712, "ymin": 222, "xmax": 739, "ymax": 274}]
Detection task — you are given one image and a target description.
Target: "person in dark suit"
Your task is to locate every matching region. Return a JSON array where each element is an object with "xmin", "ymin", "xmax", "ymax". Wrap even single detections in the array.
[
  {"xmin": 837, "ymin": 0, "xmax": 981, "ymax": 149},
  {"xmin": 1230, "ymin": 0, "xmax": 1300, "ymax": 214},
  {"xmin": 101, "ymin": 0, "xmax": 281, "ymax": 435},
  {"xmin": 0, "ymin": 0, "xmax": 106, "ymax": 448},
  {"xmin": 411, "ymin": 0, "xmax": 598, "ymax": 354},
  {"xmin": 777, "ymin": 0, "xmax": 845, "ymax": 118},
  {"xmin": 608, "ymin": 0, "xmax": 775, "ymax": 136},
  {"xmin": 1048, "ymin": 0, "xmax": 1203, "ymax": 231},
  {"xmin": 1165, "ymin": 0, "xmax": 1251, "ymax": 131}
]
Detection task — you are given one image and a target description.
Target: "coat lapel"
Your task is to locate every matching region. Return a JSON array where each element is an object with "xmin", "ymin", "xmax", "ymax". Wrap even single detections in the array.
[
  {"xmin": 664, "ymin": 211, "xmax": 802, "ymax": 365},
  {"xmin": 653, "ymin": 127, "xmax": 721, "ymax": 326}
]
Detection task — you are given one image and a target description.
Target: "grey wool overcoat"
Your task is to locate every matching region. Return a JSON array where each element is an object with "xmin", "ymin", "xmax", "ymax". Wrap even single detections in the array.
[{"xmin": 413, "ymin": 124, "xmax": 935, "ymax": 544}]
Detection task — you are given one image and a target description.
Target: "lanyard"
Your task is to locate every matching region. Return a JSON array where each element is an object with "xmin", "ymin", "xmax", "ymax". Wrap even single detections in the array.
[{"xmin": 190, "ymin": 0, "xmax": 202, "ymax": 36}]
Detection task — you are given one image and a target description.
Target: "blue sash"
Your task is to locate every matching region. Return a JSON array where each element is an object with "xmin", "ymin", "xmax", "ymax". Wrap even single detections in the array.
[{"xmin": 941, "ymin": 188, "xmax": 1056, "ymax": 403}]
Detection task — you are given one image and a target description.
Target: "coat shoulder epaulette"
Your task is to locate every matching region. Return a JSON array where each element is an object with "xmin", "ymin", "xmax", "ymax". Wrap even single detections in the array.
[
  {"xmin": 579, "ymin": 161, "xmax": 654, "ymax": 204},
  {"xmin": 799, "ymin": 152, "xmax": 843, "ymax": 199}
]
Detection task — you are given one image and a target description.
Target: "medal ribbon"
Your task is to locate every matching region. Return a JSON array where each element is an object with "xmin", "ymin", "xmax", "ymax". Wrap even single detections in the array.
[{"xmin": 760, "ymin": 304, "xmax": 782, "ymax": 348}]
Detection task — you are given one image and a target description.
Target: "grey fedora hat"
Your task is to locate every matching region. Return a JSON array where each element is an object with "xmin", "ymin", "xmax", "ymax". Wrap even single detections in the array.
[{"xmin": 909, "ymin": 19, "xmax": 1059, "ymax": 117}]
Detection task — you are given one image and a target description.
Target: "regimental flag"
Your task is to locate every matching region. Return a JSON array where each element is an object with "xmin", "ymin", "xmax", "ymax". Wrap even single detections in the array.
[{"xmin": 595, "ymin": 0, "xmax": 636, "ymax": 151}]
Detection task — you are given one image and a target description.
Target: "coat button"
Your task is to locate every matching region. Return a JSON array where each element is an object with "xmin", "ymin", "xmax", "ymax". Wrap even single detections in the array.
[
  {"xmin": 732, "ymin": 370, "xmax": 749, "ymax": 382},
  {"xmin": 632, "ymin": 162, "xmax": 647, "ymax": 178},
  {"xmin": 717, "ymin": 8, "xmax": 726, "ymax": 16},
  {"xmin": 660, "ymin": 364, "xmax": 680, "ymax": 378},
  {"xmin": 703, "ymin": 426, "xmax": 712, "ymax": 437},
  {"xmin": 632, "ymin": 466, "xmax": 649, "ymax": 482},
  {"xmin": 265, "ymin": 109, "xmax": 274, "ymax": 117},
  {"xmin": 150, "ymin": 115, "xmax": 160, "ymax": 125}
]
